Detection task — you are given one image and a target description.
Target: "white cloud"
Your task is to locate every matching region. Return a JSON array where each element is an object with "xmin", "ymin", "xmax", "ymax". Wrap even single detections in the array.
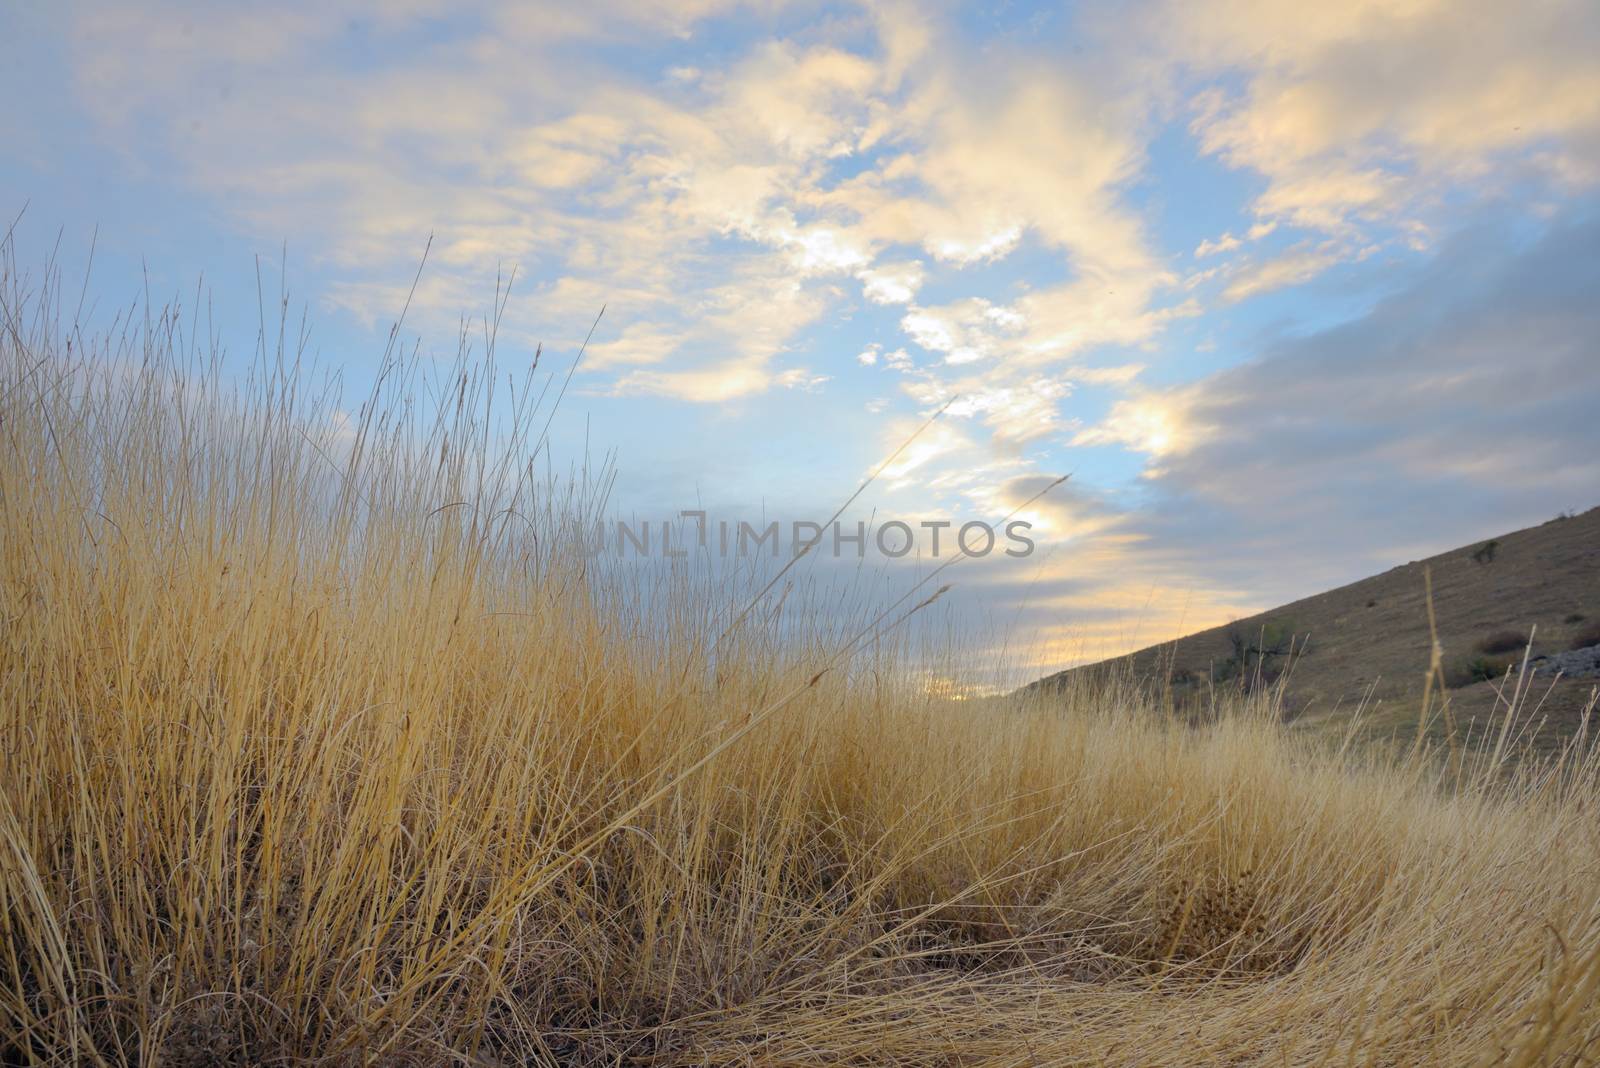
[
  {"xmin": 901, "ymin": 298, "xmax": 1026, "ymax": 365},
  {"xmin": 951, "ymin": 378, "xmax": 1075, "ymax": 448},
  {"xmin": 780, "ymin": 224, "xmax": 872, "ymax": 274},
  {"xmin": 1071, "ymin": 390, "xmax": 1201, "ymax": 460},
  {"xmin": 584, "ymin": 322, "xmax": 682, "ymax": 370},
  {"xmin": 1066, "ymin": 363, "xmax": 1145, "ymax": 386},
  {"xmin": 1194, "ymin": 232, "xmax": 1241, "ymax": 257},
  {"xmin": 611, "ymin": 356, "xmax": 772, "ymax": 403},
  {"xmin": 775, "ymin": 367, "xmax": 831, "ymax": 392},
  {"xmin": 858, "ymin": 259, "xmax": 925, "ymax": 304},
  {"xmin": 1220, "ymin": 242, "xmax": 1346, "ymax": 301},
  {"xmin": 883, "ymin": 348, "xmax": 914, "ymax": 371},
  {"xmin": 928, "ymin": 225, "xmax": 1024, "ymax": 265},
  {"xmin": 1160, "ymin": 0, "xmax": 1600, "ymax": 238},
  {"xmin": 874, "ymin": 418, "xmax": 975, "ymax": 486},
  {"xmin": 58, "ymin": 0, "xmax": 1182, "ymax": 430}
]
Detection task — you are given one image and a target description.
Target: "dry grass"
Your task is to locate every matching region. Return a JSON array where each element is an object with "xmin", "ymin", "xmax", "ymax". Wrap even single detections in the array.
[
  {"xmin": 1036, "ymin": 498, "xmax": 1600, "ymax": 751},
  {"xmin": 4, "ymin": 255, "xmax": 1600, "ymax": 1066}
]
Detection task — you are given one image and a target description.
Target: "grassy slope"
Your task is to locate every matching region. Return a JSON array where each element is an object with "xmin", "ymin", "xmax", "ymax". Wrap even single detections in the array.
[
  {"xmin": 5, "ymin": 263, "xmax": 1600, "ymax": 1065},
  {"xmin": 1036, "ymin": 507, "xmax": 1600, "ymax": 750}
]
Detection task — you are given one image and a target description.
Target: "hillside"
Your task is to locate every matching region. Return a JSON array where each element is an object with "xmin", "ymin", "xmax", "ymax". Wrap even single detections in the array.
[{"xmin": 1036, "ymin": 506, "xmax": 1600, "ymax": 748}]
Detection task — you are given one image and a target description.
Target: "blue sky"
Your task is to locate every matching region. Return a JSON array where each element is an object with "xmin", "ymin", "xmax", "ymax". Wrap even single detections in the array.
[{"xmin": 4, "ymin": 0, "xmax": 1599, "ymax": 686}]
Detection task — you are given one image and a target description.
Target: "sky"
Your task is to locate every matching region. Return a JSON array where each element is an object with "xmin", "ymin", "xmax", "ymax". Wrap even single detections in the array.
[{"xmin": 4, "ymin": 0, "xmax": 1599, "ymax": 687}]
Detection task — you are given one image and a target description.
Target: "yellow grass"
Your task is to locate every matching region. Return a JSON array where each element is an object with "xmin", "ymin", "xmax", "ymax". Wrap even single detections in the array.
[{"xmin": 4, "ymin": 254, "xmax": 1600, "ymax": 1065}]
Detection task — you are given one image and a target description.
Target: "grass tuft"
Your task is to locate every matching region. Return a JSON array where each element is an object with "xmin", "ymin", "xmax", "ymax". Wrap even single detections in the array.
[{"xmin": 4, "ymin": 249, "xmax": 1600, "ymax": 1065}]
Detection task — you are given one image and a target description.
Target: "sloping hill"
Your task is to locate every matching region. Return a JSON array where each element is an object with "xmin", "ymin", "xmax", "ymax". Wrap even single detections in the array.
[{"xmin": 1035, "ymin": 506, "xmax": 1600, "ymax": 748}]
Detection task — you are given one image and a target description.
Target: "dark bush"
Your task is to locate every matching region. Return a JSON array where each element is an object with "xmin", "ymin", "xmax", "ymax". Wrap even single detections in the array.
[
  {"xmin": 1570, "ymin": 625, "xmax": 1600, "ymax": 652},
  {"xmin": 1444, "ymin": 655, "xmax": 1515, "ymax": 689},
  {"xmin": 1477, "ymin": 630, "xmax": 1529, "ymax": 656},
  {"xmin": 1565, "ymin": 612, "xmax": 1588, "ymax": 624}
]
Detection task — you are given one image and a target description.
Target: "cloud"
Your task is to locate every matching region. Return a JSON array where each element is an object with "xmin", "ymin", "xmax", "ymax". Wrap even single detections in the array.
[
  {"xmin": 611, "ymin": 356, "xmax": 772, "ymax": 403},
  {"xmin": 990, "ymin": 212, "xmax": 1600, "ymax": 670},
  {"xmin": 897, "ymin": 376, "xmax": 1075, "ymax": 450},
  {"xmin": 584, "ymin": 322, "xmax": 682, "ymax": 370},
  {"xmin": 901, "ymin": 299, "xmax": 1025, "ymax": 365},
  {"xmin": 988, "ymin": 475, "xmax": 1124, "ymax": 540},
  {"xmin": 1101, "ymin": 212, "xmax": 1600, "ymax": 599},
  {"xmin": 59, "ymin": 0, "xmax": 1181, "ymax": 434},
  {"xmin": 875, "ymin": 418, "xmax": 976, "ymax": 486},
  {"xmin": 775, "ymin": 367, "xmax": 830, "ymax": 392},
  {"xmin": 1220, "ymin": 241, "xmax": 1352, "ymax": 301},
  {"xmin": 858, "ymin": 259, "xmax": 925, "ymax": 304},
  {"xmin": 1065, "ymin": 363, "xmax": 1145, "ymax": 386},
  {"xmin": 942, "ymin": 480, "xmax": 1258, "ymax": 671},
  {"xmin": 1195, "ymin": 233, "xmax": 1241, "ymax": 257},
  {"xmin": 1071, "ymin": 390, "xmax": 1201, "ymax": 460},
  {"xmin": 1161, "ymin": 0, "xmax": 1600, "ymax": 238},
  {"xmin": 717, "ymin": 39, "xmax": 881, "ymax": 161},
  {"xmin": 883, "ymin": 348, "xmax": 914, "ymax": 371},
  {"xmin": 31, "ymin": 0, "xmax": 1600, "ymax": 679}
]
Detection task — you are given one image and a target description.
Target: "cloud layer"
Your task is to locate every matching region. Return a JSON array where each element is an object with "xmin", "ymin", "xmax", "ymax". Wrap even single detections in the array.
[{"xmin": 6, "ymin": 0, "xmax": 1598, "ymax": 675}]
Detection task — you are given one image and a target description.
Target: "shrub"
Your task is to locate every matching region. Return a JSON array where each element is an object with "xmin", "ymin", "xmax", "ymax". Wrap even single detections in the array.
[
  {"xmin": 1219, "ymin": 622, "xmax": 1295, "ymax": 692},
  {"xmin": 1471, "ymin": 539, "xmax": 1499, "ymax": 564},
  {"xmin": 1570, "ymin": 625, "xmax": 1600, "ymax": 652},
  {"xmin": 1564, "ymin": 612, "xmax": 1587, "ymax": 625},
  {"xmin": 1477, "ymin": 630, "xmax": 1529, "ymax": 656},
  {"xmin": 1444, "ymin": 655, "xmax": 1515, "ymax": 688}
]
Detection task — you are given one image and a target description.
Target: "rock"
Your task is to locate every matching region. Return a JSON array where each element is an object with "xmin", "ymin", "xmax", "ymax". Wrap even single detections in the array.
[{"xmin": 1531, "ymin": 644, "xmax": 1600, "ymax": 680}]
